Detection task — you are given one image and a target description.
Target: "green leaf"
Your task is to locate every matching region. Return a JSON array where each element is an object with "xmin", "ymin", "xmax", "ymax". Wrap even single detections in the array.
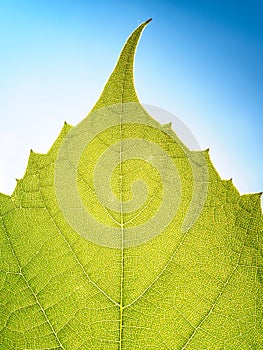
[{"xmin": 0, "ymin": 19, "xmax": 262, "ymax": 349}]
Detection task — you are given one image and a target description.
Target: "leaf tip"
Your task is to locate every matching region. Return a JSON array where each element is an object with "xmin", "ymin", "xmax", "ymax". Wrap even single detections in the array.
[{"xmin": 91, "ymin": 17, "xmax": 152, "ymax": 111}]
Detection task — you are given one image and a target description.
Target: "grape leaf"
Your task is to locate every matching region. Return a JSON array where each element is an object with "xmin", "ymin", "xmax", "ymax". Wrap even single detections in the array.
[{"xmin": 0, "ymin": 19, "xmax": 262, "ymax": 350}]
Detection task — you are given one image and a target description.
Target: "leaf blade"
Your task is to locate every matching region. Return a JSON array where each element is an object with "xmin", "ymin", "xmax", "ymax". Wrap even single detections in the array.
[{"xmin": 0, "ymin": 19, "xmax": 262, "ymax": 350}]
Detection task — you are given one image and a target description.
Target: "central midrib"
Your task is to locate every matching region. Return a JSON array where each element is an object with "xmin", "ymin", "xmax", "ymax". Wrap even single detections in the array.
[
  {"xmin": 119, "ymin": 107, "xmax": 124, "ymax": 349},
  {"xmin": 117, "ymin": 33, "xmax": 136, "ymax": 350}
]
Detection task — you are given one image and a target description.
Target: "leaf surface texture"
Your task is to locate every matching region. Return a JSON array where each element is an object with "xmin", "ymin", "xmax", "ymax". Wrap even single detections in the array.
[{"xmin": 0, "ymin": 20, "xmax": 262, "ymax": 350}]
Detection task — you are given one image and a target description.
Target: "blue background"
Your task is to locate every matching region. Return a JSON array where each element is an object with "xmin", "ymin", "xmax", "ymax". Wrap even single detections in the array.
[{"xmin": 0, "ymin": 0, "xmax": 262, "ymax": 201}]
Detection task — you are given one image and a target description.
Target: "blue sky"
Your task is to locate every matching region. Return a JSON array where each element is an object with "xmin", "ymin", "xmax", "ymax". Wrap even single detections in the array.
[{"xmin": 0, "ymin": 0, "xmax": 262, "ymax": 201}]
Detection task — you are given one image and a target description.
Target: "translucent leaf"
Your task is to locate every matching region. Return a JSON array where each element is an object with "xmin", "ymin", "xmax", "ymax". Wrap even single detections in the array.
[{"xmin": 0, "ymin": 19, "xmax": 262, "ymax": 349}]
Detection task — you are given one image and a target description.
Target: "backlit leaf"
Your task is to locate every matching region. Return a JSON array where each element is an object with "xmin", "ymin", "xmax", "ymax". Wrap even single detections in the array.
[{"xmin": 0, "ymin": 19, "xmax": 262, "ymax": 350}]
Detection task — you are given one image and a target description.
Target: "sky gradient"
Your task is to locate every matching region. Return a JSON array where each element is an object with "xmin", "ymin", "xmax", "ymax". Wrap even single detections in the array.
[{"xmin": 0, "ymin": 0, "xmax": 262, "ymax": 202}]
